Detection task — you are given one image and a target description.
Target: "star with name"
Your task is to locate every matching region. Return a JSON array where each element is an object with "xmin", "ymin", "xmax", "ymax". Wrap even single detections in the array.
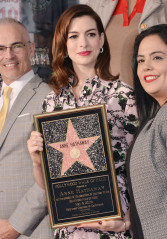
[{"xmin": 49, "ymin": 119, "xmax": 99, "ymax": 175}]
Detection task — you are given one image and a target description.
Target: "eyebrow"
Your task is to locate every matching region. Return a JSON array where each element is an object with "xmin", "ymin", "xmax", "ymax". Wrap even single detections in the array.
[
  {"xmin": 137, "ymin": 51, "xmax": 167, "ymax": 58},
  {"xmin": 0, "ymin": 41, "xmax": 23, "ymax": 47},
  {"xmin": 68, "ymin": 28, "xmax": 97, "ymax": 34}
]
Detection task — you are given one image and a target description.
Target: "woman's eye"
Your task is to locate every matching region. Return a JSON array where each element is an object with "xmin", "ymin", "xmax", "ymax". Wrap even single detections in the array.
[
  {"xmin": 69, "ymin": 35, "xmax": 78, "ymax": 39},
  {"xmin": 137, "ymin": 59, "xmax": 144, "ymax": 64},
  {"xmin": 88, "ymin": 32, "xmax": 96, "ymax": 37},
  {"xmin": 153, "ymin": 56, "xmax": 163, "ymax": 60}
]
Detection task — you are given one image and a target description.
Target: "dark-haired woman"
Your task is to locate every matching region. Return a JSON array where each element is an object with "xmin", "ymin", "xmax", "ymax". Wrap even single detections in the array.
[{"xmin": 127, "ymin": 24, "xmax": 167, "ymax": 239}]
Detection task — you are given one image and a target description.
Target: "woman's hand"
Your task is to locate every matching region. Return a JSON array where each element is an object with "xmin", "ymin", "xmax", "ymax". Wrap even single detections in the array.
[
  {"xmin": 77, "ymin": 210, "xmax": 131, "ymax": 233},
  {"xmin": 27, "ymin": 131, "xmax": 45, "ymax": 189},
  {"xmin": 27, "ymin": 131, "xmax": 43, "ymax": 165}
]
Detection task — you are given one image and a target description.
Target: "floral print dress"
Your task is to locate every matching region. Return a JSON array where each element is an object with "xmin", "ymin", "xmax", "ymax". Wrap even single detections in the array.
[{"xmin": 42, "ymin": 76, "xmax": 138, "ymax": 239}]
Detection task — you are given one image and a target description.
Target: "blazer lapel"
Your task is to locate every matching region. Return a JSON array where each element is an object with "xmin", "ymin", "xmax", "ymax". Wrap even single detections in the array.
[
  {"xmin": 0, "ymin": 75, "xmax": 41, "ymax": 147},
  {"xmin": 139, "ymin": 0, "xmax": 162, "ymax": 26},
  {"xmin": 87, "ymin": 0, "xmax": 119, "ymax": 29}
]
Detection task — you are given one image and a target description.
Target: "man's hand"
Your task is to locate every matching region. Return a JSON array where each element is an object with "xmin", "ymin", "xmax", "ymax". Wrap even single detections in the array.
[{"xmin": 0, "ymin": 220, "xmax": 20, "ymax": 239}]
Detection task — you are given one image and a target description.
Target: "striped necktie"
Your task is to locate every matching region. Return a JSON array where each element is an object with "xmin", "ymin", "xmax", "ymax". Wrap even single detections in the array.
[{"xmin": 0, "ymin": 86, "xmax": 12, "ymax": 133}]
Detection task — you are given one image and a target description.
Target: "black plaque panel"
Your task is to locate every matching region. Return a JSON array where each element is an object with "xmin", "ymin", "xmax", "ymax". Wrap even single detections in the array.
[{"xmin": 34, "ymin": 104, "xmax": 122, "ymax": 228}]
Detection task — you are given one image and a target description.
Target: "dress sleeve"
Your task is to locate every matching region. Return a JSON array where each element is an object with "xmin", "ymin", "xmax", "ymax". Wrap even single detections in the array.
[
  {"xmin": 42, "ymin": 91, "xmax": 56, "ymax": 113},
  {"xmin": 123, "ymin": 86, "xmax": 138, "ymax": 147},
  {"xmin": 106, "ymin": 80, "xmax": 138, "ymax": 214}
]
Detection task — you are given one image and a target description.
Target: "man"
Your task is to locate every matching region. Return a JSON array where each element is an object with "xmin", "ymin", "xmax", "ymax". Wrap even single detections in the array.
[
  {"xmin": 0, "ymin": 18, "xmax": 53, "ymax": 238},
  {"xmin": 79, "ymin": 0, "xmax": 167, "ymax": 86}
]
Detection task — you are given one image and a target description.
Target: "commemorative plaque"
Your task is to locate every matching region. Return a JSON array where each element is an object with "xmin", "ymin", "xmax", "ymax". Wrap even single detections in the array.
[{"xmin": 34, "ymin": 104, "xmax": 122, "ymax": 228}]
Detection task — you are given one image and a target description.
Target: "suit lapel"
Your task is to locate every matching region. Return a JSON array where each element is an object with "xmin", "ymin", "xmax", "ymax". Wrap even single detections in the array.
[
  {"xmin": 139, "ymin": 0, "xmax": 162, "ymax": 26},
  {"xmin": 0, "ymin": 75, "xmax": 41, "ymax": 147}
]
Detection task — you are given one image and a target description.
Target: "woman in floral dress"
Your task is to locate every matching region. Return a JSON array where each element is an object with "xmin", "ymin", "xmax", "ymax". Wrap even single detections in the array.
[{"xmin": 27, "ymin": 4, "xmax": 138, "ymax": 239}]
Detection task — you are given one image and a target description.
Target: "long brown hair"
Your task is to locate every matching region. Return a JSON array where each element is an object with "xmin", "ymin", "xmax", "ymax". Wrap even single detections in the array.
[{"xmin": 50, "ymin": 4, "xmax": 118, "ymax": 94}]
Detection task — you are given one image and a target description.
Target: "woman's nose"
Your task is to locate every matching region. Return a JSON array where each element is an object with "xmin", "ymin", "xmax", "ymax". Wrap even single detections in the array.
[
  {"xmin": 143, "ymin": 59, "xmax": 153, "ymax": 71},
  {"xmin": 79, "ymin": 35, "xmax": 88, "ymax": 47}
]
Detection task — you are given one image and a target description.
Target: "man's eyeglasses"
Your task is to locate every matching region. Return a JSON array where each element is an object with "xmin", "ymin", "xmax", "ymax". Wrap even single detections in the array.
[{"xmin": 0, "ymin": 41, "xmax": 31, "ymax": 56}]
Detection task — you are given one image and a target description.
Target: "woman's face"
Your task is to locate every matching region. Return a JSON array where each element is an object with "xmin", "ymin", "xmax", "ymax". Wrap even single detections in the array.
[
  {"xmin": 137, "ymin": 34, "xmax": 167, "ymax": 106},
  {"xmin": 66, "ymin": 15, "xmax": 104, "ymax": 71}
]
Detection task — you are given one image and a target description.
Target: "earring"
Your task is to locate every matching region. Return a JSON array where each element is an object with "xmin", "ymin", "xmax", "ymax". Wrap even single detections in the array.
[
  {"xmin": 65, "ymin": 52, "xmax": 68, "ymax": 58},
  {"xmin": 100, "ymin": 47, "xmax": 104, "ymax": 53}
]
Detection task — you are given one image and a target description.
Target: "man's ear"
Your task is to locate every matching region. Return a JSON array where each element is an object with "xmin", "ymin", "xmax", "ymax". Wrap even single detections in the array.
[{"xmin": 29, "ymin": 42, "xmax": 35, "ymax": 59}]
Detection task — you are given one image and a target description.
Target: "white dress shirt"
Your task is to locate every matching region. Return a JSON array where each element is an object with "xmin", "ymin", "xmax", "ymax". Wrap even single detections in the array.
[{"xmin": 0, "ymin": 70, "xmax": 35, "ymax": 112}]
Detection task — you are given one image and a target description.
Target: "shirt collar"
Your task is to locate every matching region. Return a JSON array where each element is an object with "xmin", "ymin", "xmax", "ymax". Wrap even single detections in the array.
[{"xmin": 0, "ymin": 70, "xmax": 34, "ymax": 96}]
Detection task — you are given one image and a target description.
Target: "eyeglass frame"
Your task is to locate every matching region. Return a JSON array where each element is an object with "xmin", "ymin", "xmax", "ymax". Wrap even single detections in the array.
[{"xmin": 0, "ymin": 41, "xmax": 31, "ymax": 55}]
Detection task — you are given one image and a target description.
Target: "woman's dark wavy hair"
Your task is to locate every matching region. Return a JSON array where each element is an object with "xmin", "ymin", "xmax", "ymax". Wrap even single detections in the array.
[
  {"xmin": 50, "ymin": 4, "xmax": 118, "ymax": 94},
  {"xmin": 132, "ymin": 24, "xmax": 167, "ymax": 127}
]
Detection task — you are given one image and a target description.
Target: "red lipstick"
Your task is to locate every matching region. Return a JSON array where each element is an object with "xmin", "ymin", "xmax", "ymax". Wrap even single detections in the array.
[
  {"xmin": 144, "ymin": 75, "xmax": 159, "ymax": 83},
  {"xmin": 78, "ymin": 51, "xmax": 91, "ymax": 56}
]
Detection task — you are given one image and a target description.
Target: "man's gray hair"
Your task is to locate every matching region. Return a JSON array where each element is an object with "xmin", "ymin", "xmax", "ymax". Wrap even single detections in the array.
[{"xmin": 0, "ymin": 17, "xmax": 27, "ymax": 30}]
